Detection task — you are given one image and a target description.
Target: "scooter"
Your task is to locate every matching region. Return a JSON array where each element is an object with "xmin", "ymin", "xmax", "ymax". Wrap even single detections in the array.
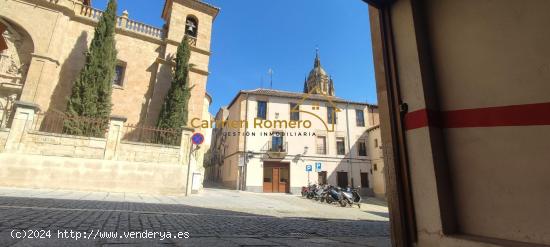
[
  {"xmin": 324, "ymin": 185, "xmax": 347, "ymax": 207},
  {"xmin": 341, "ymin": 187, "xmax": 362, "ymax": 208},
  {"xmin": 302, "ymin": 184, "xmax": 317, "ymax": 199},
  {"xmin": 310, "ymin": 184, "xmax": 327, "ymax": 201},
  {"xmin": 306, "ymin": 184, "xmax": 317, "ymax": 199}
]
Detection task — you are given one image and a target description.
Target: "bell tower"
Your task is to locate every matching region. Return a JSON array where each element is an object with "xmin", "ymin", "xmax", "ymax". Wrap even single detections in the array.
[
  {"xmin": 304, "ymin": 49, "xmax": 335, "ymax": 96},
  {"xmin": 158, "ymin": 0, "xmax": 219, "ymax": 124}
]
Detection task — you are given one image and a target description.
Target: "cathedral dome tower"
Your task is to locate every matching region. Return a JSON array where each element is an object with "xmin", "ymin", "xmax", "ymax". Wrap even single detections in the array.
[{"xmin": 303, "ymin": 49, "xmax": 335, "ymax": 96}]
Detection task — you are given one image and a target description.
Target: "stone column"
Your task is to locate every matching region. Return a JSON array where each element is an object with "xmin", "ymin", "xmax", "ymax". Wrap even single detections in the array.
[
  {"xmin": 180, "ymin": 127, "xmax": 194, "ymax": 196},
  {"xmin": 104, "ymin": 115, "xmax": 127, "ymax": 160},
  {"xmin": 4, "ymin": 101, "xmax": 40, "ymax": 152},
  {"xmin": 120, "ymin": 10, "xmax": 129, "ymax": 29}
]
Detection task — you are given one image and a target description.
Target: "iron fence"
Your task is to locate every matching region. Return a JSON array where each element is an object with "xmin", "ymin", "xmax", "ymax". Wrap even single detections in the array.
[
  {"xmin": 122, "ymin": 124, "xmax": 181, "ymax": 146},
  {"xmin": 32, "ymin": 111, "xmax": 109, "ymax": 138}
]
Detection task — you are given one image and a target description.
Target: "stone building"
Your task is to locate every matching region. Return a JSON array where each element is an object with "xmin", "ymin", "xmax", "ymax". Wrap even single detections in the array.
[
  {"xmin": 0, "ymin": 0, "xmax": 218, "ymax": 128},
  {"xmin": 208, "ymin": 53, "xmax": 386, "ymax": 196},
  {"xmin": 0, "ymin": 0, "xmax": 219, "ymax": 195}
]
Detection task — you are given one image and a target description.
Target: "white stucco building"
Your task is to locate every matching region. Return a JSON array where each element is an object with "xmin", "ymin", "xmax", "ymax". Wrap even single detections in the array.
[{"xmin": 208, "ymin": 53, "xmax": 385, "ymax": 196}]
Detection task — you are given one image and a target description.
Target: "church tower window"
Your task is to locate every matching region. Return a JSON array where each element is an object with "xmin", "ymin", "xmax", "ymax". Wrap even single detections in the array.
[{"xmin": 185, "ymin": 16, "xmax": 198, "ymax": 38}]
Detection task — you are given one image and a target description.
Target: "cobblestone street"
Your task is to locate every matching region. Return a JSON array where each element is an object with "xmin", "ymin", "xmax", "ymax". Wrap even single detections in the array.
[{"xmin": 0, "ymin": 187, "xmax": 390, "ymax": 246}]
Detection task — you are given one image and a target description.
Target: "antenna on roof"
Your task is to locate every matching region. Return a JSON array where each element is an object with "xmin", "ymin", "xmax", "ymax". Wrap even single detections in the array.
[
  {"xmin": 268, "ymin": 68, "xmax": 274, "ymax": 89},
  {"xmin": 260, "ymin": 75, "xmax": 264, "ymax": 89}
]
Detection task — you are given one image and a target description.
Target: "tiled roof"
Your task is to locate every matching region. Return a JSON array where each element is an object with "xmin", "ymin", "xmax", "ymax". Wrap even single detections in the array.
[
  {"xmin": 227, "ymin": 88, "xmax": 378, "ymax": 109},
  {"xmin": 196, "ymin": 0, "xmax": 220, "ymax": 11},
  {"xmin": 162, "ymin": 0, "xmax": 220, "ymax": 20}
]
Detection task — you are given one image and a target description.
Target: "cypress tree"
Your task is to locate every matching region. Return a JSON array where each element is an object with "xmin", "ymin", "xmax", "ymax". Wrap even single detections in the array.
[
  {"xmin": 65, "ymin": 0, "xmax": 117, "ymax": 137},
  {"xmin": 157, "ymin": 36, "xmax": 194, "ymax": 144}
]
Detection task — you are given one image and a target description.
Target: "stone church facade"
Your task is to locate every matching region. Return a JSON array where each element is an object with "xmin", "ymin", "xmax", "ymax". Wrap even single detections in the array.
[{"xmin": 0, "ymin": 0, "xmax": 218, "ymax": 127}]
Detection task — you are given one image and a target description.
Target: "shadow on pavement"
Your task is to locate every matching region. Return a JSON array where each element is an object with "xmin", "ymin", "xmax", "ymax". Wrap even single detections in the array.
[{"xmin": 0, "ymin": 195, "xmax": 390, "ymax": 246}]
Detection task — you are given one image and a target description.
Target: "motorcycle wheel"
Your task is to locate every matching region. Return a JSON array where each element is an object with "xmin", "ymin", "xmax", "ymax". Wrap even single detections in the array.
[{"xmin": 339, "ymin": 200, "xmax": 348, "ymax": 207}]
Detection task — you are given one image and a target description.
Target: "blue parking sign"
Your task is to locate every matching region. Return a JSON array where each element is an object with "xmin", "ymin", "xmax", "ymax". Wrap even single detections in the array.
[
  {"xmin": 306, "ymin": 165, "xmax": 312, "ymax": 172},
  {"xmin": 315, "ymin": 162, "xmax": 322, "ymax": 172}
]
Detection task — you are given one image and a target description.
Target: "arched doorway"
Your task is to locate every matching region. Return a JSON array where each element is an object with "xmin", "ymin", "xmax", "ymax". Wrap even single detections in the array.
[
  {"xmin": 0, "ymin": 23, "xmax": 7, "ymax": 52},
  {"xmin": 0, "ymin": 17, "xmax": 34, "ymax": 127}
]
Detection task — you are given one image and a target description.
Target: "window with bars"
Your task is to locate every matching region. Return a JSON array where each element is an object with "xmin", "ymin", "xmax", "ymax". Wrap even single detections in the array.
[
  {"xmin": 113, "ymin": 64, "xmax": 126, "ymax": 86},
  {"xmin": 316, "ymin": 136, "xmax": 327, "ymax": 155},
  {"xmin": 358, "ymin": 140, "xmax": 367, "ymax": 156},
  {"xmin": 289, "ymin": 103, "xmax": 299, "ymax": 121},
  {"xmin": 257, "ymin": 101, "xmax": 267, "ymax": 119},
  {"xmin": 336, "ymin": 137, "xmax": 345, "ymax": 155},
  {"xmin": 327, "ymin": 106, "xmax": 337, "ymax": 124},
  {"xmin": 356, "ymin": 109, "xmax": 365, "ymax": 127}
]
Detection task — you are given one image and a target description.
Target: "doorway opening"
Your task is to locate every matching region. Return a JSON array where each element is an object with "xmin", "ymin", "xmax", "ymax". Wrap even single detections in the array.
[
  {"xmin": 336, "ymin": 171, "xmax": 349, "ymax": 188},
  {"xmin": 262, "ymin": 161, "xmax": 290, "ymax": 193}
]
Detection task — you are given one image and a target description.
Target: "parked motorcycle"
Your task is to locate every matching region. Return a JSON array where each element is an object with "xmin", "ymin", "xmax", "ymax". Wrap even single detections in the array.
[
  {"xmin": 324, "ymin": 185, "xmax": 347, "ymax": 207},
  {"xmin": 302, "ymin": 184, "xmax": 318, "ymax": 199},
  {"xmin": 307, "ymin": 184, "xmax": 327, "ymax": 201},
  {"xmin": 301, "ymin": 186, "xmax": 309, "ymax": 197},
  {"xmin": 341, "ymin": 187, "xmax": 362, "ymax": 208}
]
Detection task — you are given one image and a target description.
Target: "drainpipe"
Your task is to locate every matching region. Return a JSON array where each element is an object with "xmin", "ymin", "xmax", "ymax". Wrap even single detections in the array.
[{"xmin": 345, "ymin": 102, "xmax": 354, "ymax": 187}]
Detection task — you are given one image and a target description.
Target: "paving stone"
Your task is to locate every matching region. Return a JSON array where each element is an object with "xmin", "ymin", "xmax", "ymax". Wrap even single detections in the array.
[
  {"xmin": 173, "ymin": 237, "xmax": 240, "ymax": 247},
  {"xmin": 225, "ymin": 237, "xmax": 281, "ymax": 246},
  {"xmin": 0, "ymin": 188, "xmax": 390, "ymax": 246},
  {"xmin": 0, "ymin": 230, "xmax": 22, "ymax": 246}
]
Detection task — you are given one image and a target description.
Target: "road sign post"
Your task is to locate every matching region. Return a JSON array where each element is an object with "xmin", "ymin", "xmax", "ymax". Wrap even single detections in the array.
[{"xmin": 306, "ymin": 164, "xmax": 312, "ymax": 185}]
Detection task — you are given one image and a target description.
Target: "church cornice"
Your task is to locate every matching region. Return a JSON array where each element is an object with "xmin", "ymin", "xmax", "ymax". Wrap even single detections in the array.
[
  {"xmin": 22, "ymin": 0, "xmax": 166, "ymax": 44},
  {"xmin": 165, "ymin": 39, "xmax": 211, "ymax": 56},
  {"xmin": 162, "ymin": 0, "xmax": 220, "ymax": 21},
  {"xmin": 155, "ymin": 57, "xmax": 210, "ymax": 76}
]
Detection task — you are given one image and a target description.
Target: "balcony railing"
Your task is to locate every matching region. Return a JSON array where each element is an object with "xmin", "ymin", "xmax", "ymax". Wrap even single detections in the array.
[
  {"xmin": 316, "ymin": 147, "xmax": 327, "ymax": 155},
  {"xmin": 75, "ymin": 3, "xmax": 165, "ymax": 40},
  {"xmin": 186, "ymin": 36, "xmax": 197, "ymax": 47},
  {"xmin": 263, "ymin": 141, "xmax": 288, "ymax": 159},
  {"xmin": 267, "ymin": 141, "xmax": 288, "ymax": 153}
]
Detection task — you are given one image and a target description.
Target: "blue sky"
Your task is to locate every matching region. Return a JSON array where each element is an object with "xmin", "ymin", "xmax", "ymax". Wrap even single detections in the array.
[{"xmin": 93, "ymin": 0, "xmax": 376, "ymax": 113}]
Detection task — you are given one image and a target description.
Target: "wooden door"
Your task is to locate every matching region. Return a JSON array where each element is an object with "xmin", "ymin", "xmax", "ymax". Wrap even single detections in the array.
[
  {"xmin": 337, "ymin": 172, "xmax": 348, "ymax": 188},
  {"xmin": 272, "ymin": 168, "xmax": 280, "ymax": 193},
  {"xmin": 278, "ymin": 167, "xmax": 289, "ymax": 193},
  {"xmin": 318, "ymin": 171, "xmax": 327, "ymax": 185},
  {"xmin": 263, "ymin": 162, "xmax": 290, "ymax": 193},
  {"xmin": 361, "ymin": 172, "xmax": 370, "ymax": 188},
  {"xmin": 263, "ymin": 167, "xmax": 272, "ymax": 193}
]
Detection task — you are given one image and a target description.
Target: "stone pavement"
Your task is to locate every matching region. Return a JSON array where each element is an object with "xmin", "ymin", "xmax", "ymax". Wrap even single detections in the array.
[{"xmin": 0, "ymin": 187, "xmax": 390, "ymax": 246}]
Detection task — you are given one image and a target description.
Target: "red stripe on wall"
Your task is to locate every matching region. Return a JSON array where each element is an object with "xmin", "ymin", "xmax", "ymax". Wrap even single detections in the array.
[
  {"xmin": 404, "ymin": 109, "xmax": 430, "ymax": 130},
  {"xmin": 405, "ymin": 102, "xmax": 550, "ymax": 130}
]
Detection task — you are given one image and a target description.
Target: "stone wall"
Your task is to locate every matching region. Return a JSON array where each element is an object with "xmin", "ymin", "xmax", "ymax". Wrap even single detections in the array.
[
  {"xmin": 22, "ymin": 131, "xmax": 106, "ymax": 159},
  {"xmin": 0, "ymin": 153, "xmax": 187, "ymax": 195},
  {"xmin": 0, "ymin": 104, "xmax": 198, "ymax": 196},
  {"xmin": 0, "ymin": 128, "xmax": 8, "ymax": 152},
  {"xmin": 117, "ymin": 141, "xmax": 180, "ymax": 163}
]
